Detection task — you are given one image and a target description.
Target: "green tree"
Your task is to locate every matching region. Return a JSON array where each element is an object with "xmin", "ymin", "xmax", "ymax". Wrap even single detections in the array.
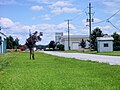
[
  {"xmin": 112, "ymin": 32, "xmax": 120, "ymax": 51},
  {"xmin": 91, "ymin": 27, "xmax": 103, "ymax": 50},
  {"xmin": 49, "ymin": 41, "xmax": 56, "ymax": 50},
  {"xmin": 57, "ymin": 44, "xmax": 64, "ymax": 51},
  {"xmin": 14, "ymin": 38, "xmax": 19, "ymax": 51},
  {"xmin": 80, "ymin": 39, "xmax": 86, "ymax": 48},
  {"xmin": 7, "ymin": 36, "xmax": 14, "ymax": 49},
  {"xmin": 25, "ymin": 31, "xmax": 43, "ymax": 60}
]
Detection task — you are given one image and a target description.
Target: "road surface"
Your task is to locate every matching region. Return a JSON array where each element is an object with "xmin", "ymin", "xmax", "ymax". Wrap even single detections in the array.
[{"xmin": 41, "ymin": 51, "xmax": 120, "ymax": 65}]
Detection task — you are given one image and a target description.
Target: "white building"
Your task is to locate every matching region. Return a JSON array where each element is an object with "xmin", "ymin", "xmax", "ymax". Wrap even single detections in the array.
[
  {"xmin": 55, "ymin": 32, "xmax": 63, "ymax": 44},
  {"xmin": 0, "ymin": 32, "xmax": 7, "ymax": 54},
  {"xmin": 60, "ymin": 35, "xmax": 89, "ymax": 50},
  {"xmin": 97, "ymin": 36, "xmax": 114, "ymax": 52}
]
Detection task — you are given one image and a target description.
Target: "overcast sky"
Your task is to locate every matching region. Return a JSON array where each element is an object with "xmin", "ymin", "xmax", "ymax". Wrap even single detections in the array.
[{"xmin": 0, "ymin": 0, "xmax": 120, "ymax": 45}]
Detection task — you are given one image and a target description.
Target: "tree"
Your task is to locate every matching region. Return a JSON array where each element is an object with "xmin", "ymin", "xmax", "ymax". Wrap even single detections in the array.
[
  {"xmin": 13, "ymin": 38, "xmax": 19, "ymax": 51},
  {"xmin": 57, "ymin": 44, "xmax": 64, "ymax": 51},
  {"xmin": 91, "ymin": 27, "xmax": 103, "ymax": 50},
  {"xmin": 112, "ymin": 32, "xmax": 120, "ymax": 51},
  {"xmin": 80, "ymin": 39, "xmax": 86, "ymax": 48},
  {"xmin": 6, "ymin": 36, "xmax": 20, "ymax": 49},
  {"xmin": 6, "ymin": 36, "xmax": 14, "ymax": 49},
  {"xmin": 25, "ymin": 31, "xmax": 43, "ymax": 60},
  {"xmin": 48, "ymin": 41, "xmax": 56, "ymax": 50}
]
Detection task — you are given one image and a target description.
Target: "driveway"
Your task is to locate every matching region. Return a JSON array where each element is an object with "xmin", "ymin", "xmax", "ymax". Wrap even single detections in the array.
[{"xmin": 41, "ymin": 51, "xmax": 120, "ymax": 65}]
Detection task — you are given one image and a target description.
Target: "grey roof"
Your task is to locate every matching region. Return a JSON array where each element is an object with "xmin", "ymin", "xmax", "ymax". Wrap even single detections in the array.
[
  {"xmin": 62, "ymin": 35, "xmax": 89, "ymax": 39},
  {"xmin": 97, "ymin": 37, "xmax": 114, "ymax": 41}
]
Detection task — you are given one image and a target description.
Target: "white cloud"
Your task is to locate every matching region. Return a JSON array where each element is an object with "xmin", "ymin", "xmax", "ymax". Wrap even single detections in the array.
[
  {"xmin": 0, "ymin": 17, "xmax": 14, "ymax": 28},
  {"xmin": 42, "ymin": 14, "xmax": 51, "ymax": 20},
  {"xmin": 52, "ymin": 7, "xmax": 80, "ymax": 15},
  {"xmin": 32, "ymin": 14, "xmax": 51, "ymax": 20},
  {"xmin": 102, "ymin": 0, "xmax": 120, "ymax": 8},
  {"xmin": 28, "ymin": 0, "xmax": 49, "ymax": 4},
  {"xmin": 93, "ymin": 18, "xmax": 101, "ymax": 23},
  {"xmin": 48, "ymin": 1, "xmax": 81, "ymax": 15},
  {"xmin": 0, "ymin": 17, "xmax": 76, "ymax": 45},
  {"xmin": 31, "ymin": 5, "xmax": 44, "ymax": 11},
  {"xmin": 0, "ymin": 0, "xmax": 16, "ymax": 5},
  {"xmin": 51, "ymin": 1, "xmax": 73, "ymax": 7}
]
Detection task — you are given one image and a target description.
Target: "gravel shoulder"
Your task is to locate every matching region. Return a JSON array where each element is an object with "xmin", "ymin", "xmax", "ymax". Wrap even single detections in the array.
[{"xmin": 40, "ymin": 51, "xmax": 120, "ymax": 65}]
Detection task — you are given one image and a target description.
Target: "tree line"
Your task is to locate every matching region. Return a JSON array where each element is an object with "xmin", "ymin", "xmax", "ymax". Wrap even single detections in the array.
[{"xmin": 6, "ymin": 36, "xmax": 19, "ymax": 49}]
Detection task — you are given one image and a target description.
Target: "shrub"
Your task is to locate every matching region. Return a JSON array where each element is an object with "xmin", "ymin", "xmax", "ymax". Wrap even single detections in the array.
[{"xmin": 57, "ymin": 44, "xmax": 64, "ymax": 51}]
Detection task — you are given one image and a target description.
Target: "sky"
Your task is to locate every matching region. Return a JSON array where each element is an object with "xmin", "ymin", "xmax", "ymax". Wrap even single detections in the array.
[{"xmin": 0, "ymin": 0, "xmax": 120, "ymax": 45}]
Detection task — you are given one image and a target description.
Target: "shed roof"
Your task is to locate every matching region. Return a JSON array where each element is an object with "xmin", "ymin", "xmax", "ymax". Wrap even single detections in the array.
[{"xmin": 97, "ymin": 37, "xmax": 114, "ymax": 41}]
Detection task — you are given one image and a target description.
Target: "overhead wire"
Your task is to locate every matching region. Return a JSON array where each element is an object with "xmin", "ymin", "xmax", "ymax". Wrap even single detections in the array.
[
  {"xmin": 71, "ymin": 7, "xmax": 87, "ymax": 21},
  {"xmin": 93, "ymin": 9, "xmax": 120, "ymax": 25},
  {"xmin": 92, "ymin": 9, "xmax": 120, "ymax": 31},
  {"xmin": 107, "ymin": 20, "xmax": 120, "ymax": 31}
]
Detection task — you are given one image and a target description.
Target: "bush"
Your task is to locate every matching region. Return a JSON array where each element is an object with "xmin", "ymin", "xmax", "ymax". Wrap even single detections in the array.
[
  {"xmin": 113, "ymin": 46, "xmax": 120, "ymax": 51},
  {"xmin": 57, "ymin": 44, "xmax": 64, "ymax": 51}
]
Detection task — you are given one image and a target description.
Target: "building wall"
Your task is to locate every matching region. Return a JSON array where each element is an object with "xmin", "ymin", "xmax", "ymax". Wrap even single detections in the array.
[
  {"xmin": 0, "ymin": 36, "xmax": 6, "ymax": 54},
  {"xmin": 3, "ymin": 38, "xmax": 7, "ymax": 53},
  {"xmin": 97, "ymin": 40, "xmax": 113, "ymax": 52},
  {"xmin": 64, "ymin": 39, "xmax": 89, "ymax": 50},
  {"xmin": 55, "ymin": 32, "xmax": 63, "ymax": 43}
]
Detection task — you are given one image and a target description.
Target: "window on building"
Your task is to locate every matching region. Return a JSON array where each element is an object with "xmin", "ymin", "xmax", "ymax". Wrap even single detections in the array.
[{"xmin": 104, "ymin": 43, "xmax": 109, "ymax": 47}]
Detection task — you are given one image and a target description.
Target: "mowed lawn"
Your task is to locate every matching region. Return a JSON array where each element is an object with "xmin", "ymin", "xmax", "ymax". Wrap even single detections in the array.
[{"xmin": 0, "ymin": 52, "xmax": 120, "ymax": 90}]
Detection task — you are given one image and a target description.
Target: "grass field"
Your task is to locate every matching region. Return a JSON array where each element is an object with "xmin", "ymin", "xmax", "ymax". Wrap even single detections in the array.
[
  {"xmin": 64, "ymin": 50, "xmax": 120, "ymax": 56},
  {"xmin": 0, "ymin": 52, "xmax": 120, "ymax": 90}
]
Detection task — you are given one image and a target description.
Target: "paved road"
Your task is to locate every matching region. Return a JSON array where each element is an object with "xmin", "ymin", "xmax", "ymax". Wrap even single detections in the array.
[{"xmin": 41, "ymin": 51, "xmax": 120, "ymax": 65}]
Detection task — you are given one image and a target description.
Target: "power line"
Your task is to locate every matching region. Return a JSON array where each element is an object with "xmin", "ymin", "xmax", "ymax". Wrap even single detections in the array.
[
  {"xmin": 93, "ymin": 9, "xmax": 120, "ymax": 24},
  {"xmin": 93, "ymin": 20, "xmax": 106, "ymax": 24},
  {"xmin": 72, "ymin": 7, "xmax": 87, "ymax": 20},
  {"xmin": 107, "ymin": 10, "xmax": 120, "ymax": 20},
  {"xmin": 107, "ymin": 20, "xmax": 120, "ymax": 31}
]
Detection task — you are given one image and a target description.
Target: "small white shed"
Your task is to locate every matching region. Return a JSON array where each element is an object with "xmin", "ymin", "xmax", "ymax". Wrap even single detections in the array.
[{"xmin": 97, "ymin": 37, "xmax": 114, "ymax": 52}]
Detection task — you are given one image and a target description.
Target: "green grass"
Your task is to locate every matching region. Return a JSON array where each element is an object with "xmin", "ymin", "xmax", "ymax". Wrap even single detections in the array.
[
  {"xmin": 0, "ymin": 52, "xmax": 120, "ymax": 90},
  {"xmin": 64, "ymin": 50, "xmax": 120, "ymax": 56}
]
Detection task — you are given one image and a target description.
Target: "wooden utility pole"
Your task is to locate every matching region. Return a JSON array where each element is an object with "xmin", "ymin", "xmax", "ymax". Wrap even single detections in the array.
[
  {"xmin": 65, "ymin": 19, "xmax": 72, "ymax": 50},
  {"xmin": 87, "ymin": 3, "xmax": 94, "ymax": 51}
]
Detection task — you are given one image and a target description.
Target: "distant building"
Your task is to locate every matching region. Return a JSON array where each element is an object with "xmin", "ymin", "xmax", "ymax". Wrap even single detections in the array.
[
  {"xmin": 97, "ymin": 36, "xmax": 114, "ymax": 52},
  {"xmin": 0, "ymin": 32, "xmax": 7, "ymax": 54},
  {"xmin": 55, "ymin": 32, "xmax": 63, "ymax": 44},
  {"xmin": 60, "ymin": 35, "xmax": 89, "ymax": 50}
]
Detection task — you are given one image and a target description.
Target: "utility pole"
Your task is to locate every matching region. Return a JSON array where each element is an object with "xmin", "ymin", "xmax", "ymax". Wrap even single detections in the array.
[
  {"xmin": 87, "ymin": 3, "xmax": 94, "ymax": 51},
  {"xmin": 65, "ymin": 19, "xmax": 72, "ymax": 50}
]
